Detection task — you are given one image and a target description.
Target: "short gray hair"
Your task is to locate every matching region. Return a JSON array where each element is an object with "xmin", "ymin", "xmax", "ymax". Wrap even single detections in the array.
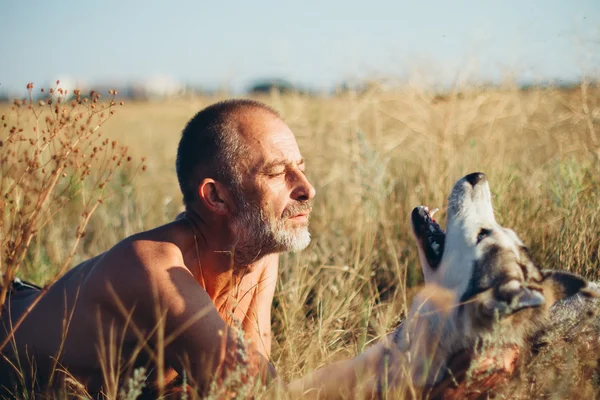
[{"xmin": 176, "ymin": 99, "xmax": 280, "ymax": 208}]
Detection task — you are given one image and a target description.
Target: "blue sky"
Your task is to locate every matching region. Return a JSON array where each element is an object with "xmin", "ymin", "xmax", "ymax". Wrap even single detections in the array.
[{"xmin": 1, "ymin": 0, "xmax": 599, "ymax": 93}]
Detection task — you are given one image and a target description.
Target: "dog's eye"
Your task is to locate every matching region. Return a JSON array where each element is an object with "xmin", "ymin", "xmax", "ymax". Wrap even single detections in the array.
[{"xmin": 477, "ymin": 228, "xmax": 492, "ymax": 244}]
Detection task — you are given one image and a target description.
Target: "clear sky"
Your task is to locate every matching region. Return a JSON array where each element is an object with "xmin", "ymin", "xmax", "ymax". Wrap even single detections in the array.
[{"xmin": 1, "ymin": 0, "xmax": 599, "ymax": 93}]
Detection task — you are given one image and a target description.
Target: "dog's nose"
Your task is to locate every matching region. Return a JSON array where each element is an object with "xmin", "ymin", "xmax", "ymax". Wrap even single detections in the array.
[{"xmin": 465, "ymin": 172, "xmax": 487, "ymax": 186}]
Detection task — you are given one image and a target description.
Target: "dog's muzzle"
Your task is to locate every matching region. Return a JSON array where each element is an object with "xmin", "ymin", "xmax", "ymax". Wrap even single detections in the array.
[{"xmin": 411, "ymin": 206, "xmax": 445, "ymax": 270}]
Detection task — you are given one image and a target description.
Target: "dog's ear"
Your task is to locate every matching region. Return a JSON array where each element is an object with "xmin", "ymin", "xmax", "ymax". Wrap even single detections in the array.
[{"xmin": 540, "ymin": 270, "xmax": 597, "ymax": 306}]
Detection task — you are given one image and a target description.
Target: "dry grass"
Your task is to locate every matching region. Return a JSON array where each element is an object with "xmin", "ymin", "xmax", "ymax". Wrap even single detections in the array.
[{"xmin": 1, "ymin": 80, "xmax": 599, "ymax": 398}]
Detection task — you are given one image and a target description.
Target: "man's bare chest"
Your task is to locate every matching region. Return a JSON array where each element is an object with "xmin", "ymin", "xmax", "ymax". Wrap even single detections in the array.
[{"xmin": 216, "ymin": 277, "xmax": 259, "ymax": 324}]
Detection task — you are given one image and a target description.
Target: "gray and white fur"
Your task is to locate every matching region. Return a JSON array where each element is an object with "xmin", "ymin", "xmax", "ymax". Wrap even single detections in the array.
[{"xmin": 395, "ymin": 172, "xmax": 598, "ymax": 388}]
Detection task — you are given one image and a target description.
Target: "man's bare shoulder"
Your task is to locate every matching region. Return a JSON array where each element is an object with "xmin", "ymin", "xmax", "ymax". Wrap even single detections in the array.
[
  {"xmin": 88, "ymin": 220, "xmax": 195, "ymax": 310},
  {"xmin": 107, "ymin": 221, "xmax": 189, "ymax": 271}
]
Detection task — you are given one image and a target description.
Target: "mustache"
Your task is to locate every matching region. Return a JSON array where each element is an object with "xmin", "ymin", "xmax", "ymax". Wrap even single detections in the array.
[{"xmin": 282, "ymin": 201, "xmax": 312, "ymax": 219}]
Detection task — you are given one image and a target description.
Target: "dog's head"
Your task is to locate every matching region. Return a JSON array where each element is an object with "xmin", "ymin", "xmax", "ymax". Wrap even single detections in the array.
[{"xmin": 411, "ymin": 172, "xmax": 592, "ymax": 331}]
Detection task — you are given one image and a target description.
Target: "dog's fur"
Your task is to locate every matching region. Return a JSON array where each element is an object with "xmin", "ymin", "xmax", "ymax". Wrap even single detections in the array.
[{"xmin": 394, "ymin": 172, "xmax": 599, "ymax": 391}]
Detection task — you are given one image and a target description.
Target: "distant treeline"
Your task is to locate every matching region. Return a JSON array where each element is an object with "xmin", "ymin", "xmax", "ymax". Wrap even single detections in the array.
[{"xmin": 0, "ymin": 78, "xmax": 595, "ymax": 103}]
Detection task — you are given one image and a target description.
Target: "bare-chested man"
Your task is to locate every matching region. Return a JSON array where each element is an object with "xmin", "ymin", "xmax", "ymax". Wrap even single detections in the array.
[{"xmin": 0, "ymin": 100, "xmax": 399, "ymax": 398}]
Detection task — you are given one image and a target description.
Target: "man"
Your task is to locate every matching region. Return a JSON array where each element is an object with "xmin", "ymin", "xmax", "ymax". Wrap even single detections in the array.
[{"xmin": 0, "ymin": 100, "xmax": 399, "ymax": 398}]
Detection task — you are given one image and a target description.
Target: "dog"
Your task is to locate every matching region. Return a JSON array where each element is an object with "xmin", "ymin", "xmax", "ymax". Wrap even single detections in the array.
[{"xmin": 392, "ymin": 172, "xmax": 598, "ymax": 394}]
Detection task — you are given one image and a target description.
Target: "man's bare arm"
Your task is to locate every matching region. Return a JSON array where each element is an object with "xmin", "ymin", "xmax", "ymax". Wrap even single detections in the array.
[
  {"xmin": 104, "ymin": 244, "xmax": 389, "ymax": 397},
  {"xmin": 154, "ymin": 265, "xmax": 275, "ymax": 390},
  {"xmin": 284, "ymin": 337, "xmax": 400, "ymax": 399}
]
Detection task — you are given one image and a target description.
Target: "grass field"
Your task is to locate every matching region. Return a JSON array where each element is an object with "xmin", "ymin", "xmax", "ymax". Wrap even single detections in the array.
[{"xmin": 1, "ymin": 81, "xmax": 599, "ymax": 398}]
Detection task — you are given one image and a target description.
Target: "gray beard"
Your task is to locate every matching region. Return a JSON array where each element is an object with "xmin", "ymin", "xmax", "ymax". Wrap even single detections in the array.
[{"xmin": 229, "ymin": 200, "xmax": 311, "ymax": 266}]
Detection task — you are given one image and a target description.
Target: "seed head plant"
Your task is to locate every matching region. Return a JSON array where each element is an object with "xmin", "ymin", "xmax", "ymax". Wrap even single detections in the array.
[{"xmin": 0, "ymin": 81, "xmax": 145, "ymax": 337}]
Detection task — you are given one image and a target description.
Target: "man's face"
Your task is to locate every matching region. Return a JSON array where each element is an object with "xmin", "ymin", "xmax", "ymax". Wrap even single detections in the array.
[{"xmin": 228, "ymin": 110, "xmax": 316, "ymax": 264}]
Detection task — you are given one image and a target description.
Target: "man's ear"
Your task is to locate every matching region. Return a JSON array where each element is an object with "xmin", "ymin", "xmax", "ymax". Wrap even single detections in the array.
[
  {"xmin": 540, "ymin": 270, "xmax": 597, "ymax": 306},
  {"xmin": 198, "ymin": 179, "xmax": 233, "ymax": 215}
]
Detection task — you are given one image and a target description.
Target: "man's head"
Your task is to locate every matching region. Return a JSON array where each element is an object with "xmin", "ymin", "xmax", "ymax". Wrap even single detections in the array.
[{"xmin": 176, "ymin": 100, "xmax": 316, "ymax": 264}]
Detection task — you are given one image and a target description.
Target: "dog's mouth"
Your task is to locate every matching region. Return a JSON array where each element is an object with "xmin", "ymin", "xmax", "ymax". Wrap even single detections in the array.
[{"xmin": 411, "ymin": 206, "xmax": 446, "ymax": 270}]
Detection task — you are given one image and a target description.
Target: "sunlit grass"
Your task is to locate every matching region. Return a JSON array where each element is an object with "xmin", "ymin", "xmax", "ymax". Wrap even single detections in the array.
[{"xmin": 1, "ymin": 80, "xmax": 599, "ymax": 398}]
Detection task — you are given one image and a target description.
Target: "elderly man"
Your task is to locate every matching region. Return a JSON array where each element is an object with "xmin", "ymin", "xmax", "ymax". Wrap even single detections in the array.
[{"xmin": 1, "ymin": 100, "xmax": 404, "ymax": 398}]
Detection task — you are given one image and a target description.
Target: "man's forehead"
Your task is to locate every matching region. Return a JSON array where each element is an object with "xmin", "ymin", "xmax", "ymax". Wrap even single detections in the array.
[
  {"xmin": 237, "ymin": 109, "xmax": 291, "ymax": 137},
  {"xmin": 236, "ymin": 109, "xmax": 302, "ymax": 162}
]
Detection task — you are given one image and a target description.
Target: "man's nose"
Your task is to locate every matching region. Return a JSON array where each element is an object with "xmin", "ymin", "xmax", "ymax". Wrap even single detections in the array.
[{"xmin": 291, "ymin": 171, "xmax": 316, "ymax": 201}]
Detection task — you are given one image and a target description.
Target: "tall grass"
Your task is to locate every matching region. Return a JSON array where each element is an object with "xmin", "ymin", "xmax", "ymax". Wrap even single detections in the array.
[{"xmin": 1, "ymin": 80, "xmax": 599, "ymax": 398}]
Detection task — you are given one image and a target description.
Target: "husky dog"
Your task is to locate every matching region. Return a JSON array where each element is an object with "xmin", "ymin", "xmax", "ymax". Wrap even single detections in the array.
[{"xmin": 393, "ymin": 172, "xmax": 598, "ymax": 391}]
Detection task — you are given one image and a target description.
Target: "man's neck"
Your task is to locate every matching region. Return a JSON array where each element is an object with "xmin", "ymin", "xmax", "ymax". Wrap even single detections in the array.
[{"xmin": 179, "ymin": 209, "xmax": 267, "ymax": 305}]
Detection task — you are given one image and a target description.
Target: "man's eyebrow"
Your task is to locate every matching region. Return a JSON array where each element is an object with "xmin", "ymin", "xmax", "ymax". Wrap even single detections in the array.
[{"xmin": 262, "ymin": 158, "xmax": 304, "ymax": 170}]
